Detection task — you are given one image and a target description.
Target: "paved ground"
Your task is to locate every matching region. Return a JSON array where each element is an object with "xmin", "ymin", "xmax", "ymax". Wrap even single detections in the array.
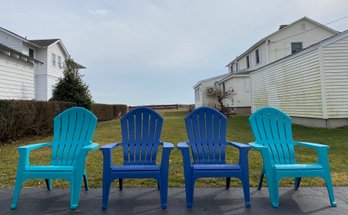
[{"xmin": 1, "ymin": 187, "xmax": 347, "ymax": 215}]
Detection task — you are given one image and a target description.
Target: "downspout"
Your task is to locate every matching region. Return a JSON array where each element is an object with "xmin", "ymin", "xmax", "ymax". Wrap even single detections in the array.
[{"xmin": 318, "ymin": 46, "xmax": 328, "ymax": 127}]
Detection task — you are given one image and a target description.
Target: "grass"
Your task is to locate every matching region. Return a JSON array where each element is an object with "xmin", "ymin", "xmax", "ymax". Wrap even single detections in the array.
[{"xmin": 0, "ymin": 110, "xmax": 347, "ymax": 189}]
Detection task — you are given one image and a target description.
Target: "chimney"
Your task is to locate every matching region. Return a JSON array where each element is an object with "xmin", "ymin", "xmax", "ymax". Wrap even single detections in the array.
[{"xmin": 279, "ymin": 25, "xmax": 288, "ymax": 30}]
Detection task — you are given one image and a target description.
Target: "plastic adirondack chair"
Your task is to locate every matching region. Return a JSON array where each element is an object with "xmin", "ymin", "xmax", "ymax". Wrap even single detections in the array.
[
  {"xmin": 178, "ymin": 106, "xmax": 251, "ymax": 208},
  {"xmin": 100, "ymin": 107, "xmax": 174, "ymax": 209},
  {"xmin": 249, "ymin": 106, "xmax": 336, "ymax": 208},
  {"xmin": 11, "ymin": 107, "xmax": 99, "ymax": 209}
]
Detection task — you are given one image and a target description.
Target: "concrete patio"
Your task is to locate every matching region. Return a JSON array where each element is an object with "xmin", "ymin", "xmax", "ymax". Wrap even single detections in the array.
[{"xmin": 1, "ymin": 187, "xmax": 347, "ymax": 215}]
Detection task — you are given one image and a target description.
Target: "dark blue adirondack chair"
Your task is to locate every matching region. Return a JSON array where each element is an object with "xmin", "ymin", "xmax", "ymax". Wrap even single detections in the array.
[
  {"xmin": 178, "ymin": 106, "xmax": 251, "ymax": 208},
  {"xmin": 249, "ymin": 107, "xmax": 336, "ymax": 207},
  {"xmin": 11, "ymin": 107, "xmax": 98, "ymax": 209},
  {"xmin": 100, "ymin": 107, "xmax": 174, "ymax": 209}
]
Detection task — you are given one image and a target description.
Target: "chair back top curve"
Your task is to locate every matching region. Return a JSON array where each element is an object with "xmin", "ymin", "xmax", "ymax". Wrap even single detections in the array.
[
  {"xmin": 120, "ymin": 107, "xmax": 163, "ymax": 165},
  {"xmin": 249, "ymin": 106, "xmax": 296, "ymax": 164},
  {"xmin": 185, "ymin": 106, "xmax": 227, "ymax": 164},
  {"xmin": 51, "ymin": 107, "xmax": 98, "ymax": 166}
]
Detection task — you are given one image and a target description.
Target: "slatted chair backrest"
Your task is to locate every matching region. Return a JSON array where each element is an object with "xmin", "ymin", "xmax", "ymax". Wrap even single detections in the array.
[
  {"xmin": 51, "ymin": 107, "xmax": 98, "ymax": 166},
  {"xmin": 249, "ymin": 107, "xmax": 296, "ymax": 164},
  {"xmin": 121, "ymin": 107, "xmax": 163, "ymax": 165},
  {"xmin": 185, "ymin": 107, "xmax": 227, "ymax": 164}
]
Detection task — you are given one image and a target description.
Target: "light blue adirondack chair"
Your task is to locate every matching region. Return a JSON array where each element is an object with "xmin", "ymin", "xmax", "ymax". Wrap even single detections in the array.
[
  {"xmin": 100, "ymin": 107, "xmax": 174, "ymax": 209},
  {"xmin": 249, "ymin": 107, "xmax": 336, "ymax": 208},
  {"xmin": 11, "ymin": 107, "xmax": 99, "ymax": 209},
  {"xmin": 178, "ymin": 106, "xmax": 251, "ymax": 208}
]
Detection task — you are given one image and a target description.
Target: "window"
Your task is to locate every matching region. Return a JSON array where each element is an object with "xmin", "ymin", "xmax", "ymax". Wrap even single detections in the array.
[
  {"xmin": 52, "ymin": 53, "xmax": 56, "ymax": 67},
  {"xmin": 291, "ymin": 42, "xmax": 303, "ymax": 54},
  {"xmin": 246, "ymin": 55, "xmax": 250, "ymax": 68},
  {"xmin": 195, "ymin": 88, "xmax": 200, "ymax": 102},
  {"xmin": 58, "ymin": 56, "xmax": 62, "ymax": 68},
  {"xmin": 255, "ymin": 49, "xmax": 260, "ymax": 64},
  {"xmin": 29, "ymin": 48, "xmax": 34, "ymax": 58}
]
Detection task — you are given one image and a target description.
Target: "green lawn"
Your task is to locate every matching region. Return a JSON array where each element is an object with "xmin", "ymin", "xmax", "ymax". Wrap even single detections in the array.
[{"xmin": 1, "ymin": 110, "xmax": 347, "ymax": 188}]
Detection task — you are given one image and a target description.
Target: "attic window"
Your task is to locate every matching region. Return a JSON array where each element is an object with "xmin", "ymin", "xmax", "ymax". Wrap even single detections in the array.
[
  {"xmin": 255, "ymin": 49, "xmax": 260, "ymax": 64},
  {"xmin": 291, "ymin": 42, "xmax": 303, "ymax": 54},
  {"xmin": 246, "ymin": 55, "xmax": 250, "ymax": 68},
  {"xmin": 58, "ymin": 56, "xmax": 62, "ymax": 68},
  {"xmin": 29, "ymin": 48, "xmax": 34, "ymax": 58}
]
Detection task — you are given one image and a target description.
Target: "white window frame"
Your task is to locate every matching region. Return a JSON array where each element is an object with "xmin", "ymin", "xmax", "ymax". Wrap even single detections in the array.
[
  {"xmin": 58, "ymin": 56, "xmax": 62, "ymax": 68},
  {"xmin": 255, "ymin": 49, "xmax": 260, "ymax": 64},
  {"xmin": 52, "ymin": 53, "xmax": 56, "ymax": 67}
]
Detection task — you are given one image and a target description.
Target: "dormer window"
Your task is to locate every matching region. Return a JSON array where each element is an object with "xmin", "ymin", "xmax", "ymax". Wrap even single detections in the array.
[
  {"xmin": 29, "ymin": 48, "xmax": 34, "ymax": 58},
  {"xmin": 255, "ymin": 49, "xmax": 260, "ymax": 64},
  {"xmin": 246, "ymin": 55, "xmax": 250, "ymax": 68},
  {"xmin": 291, "ymin": 42, "xmax": 303, "ymax": 54},
  {"xmin": 52, "ymin": 53, "xmax": 56, "ymax": 67}
]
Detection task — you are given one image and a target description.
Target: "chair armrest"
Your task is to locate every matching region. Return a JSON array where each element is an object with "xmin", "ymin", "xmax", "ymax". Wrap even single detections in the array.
[
  {"xmin": 227, "ymin": 142, "xmax": 251, "ymax": 150},
  {"xmin": 161, "ymin": 142, "xmax": 174, "ymax": 150},
  {"xmin": 177, "ymin": 142, "xmax": 189, "ymax": 150},
  {"xmin": 249, "ymin": 142, "xmax": 268, "ymax": 152},
  {"xmin": 82, "ymin": 142, "xmax": 99, "ymax": 151},
  {"xmin": 17, "ymin": 142, "xmax": 51, "ymax": 152},
  {"xmin": 294, "ymin": 141, "xmax": 329, "ymax": 150},
  {"xmin": 100, "ymin": 143, "xmax": 122, "ymax": 152},
  {"xmin": 17, "ymin": 143, "xmax": 51, "ymax": 166},
  {"xmin": 160, "ymin": 142, "xmax": 174, "ymax": 171},
  {"xmin": 249, "ymin": 142, "xmax": 274, "ymax": 169},
  {"xmin": 100, "ymin": 143, "xmax": 122, "ymax": 167}
]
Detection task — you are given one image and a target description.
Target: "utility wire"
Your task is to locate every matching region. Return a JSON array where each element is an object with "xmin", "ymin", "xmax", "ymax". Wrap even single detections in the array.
[{"xmin": 269, "ymin": 15, "xmax": 348, "ymax": 44}]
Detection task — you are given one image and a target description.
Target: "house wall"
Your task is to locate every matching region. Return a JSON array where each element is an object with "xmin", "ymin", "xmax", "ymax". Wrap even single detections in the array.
[
  {"xmin": 322, "ymin": 36, "xmax": 348, "ymax": 119},
  {"xmin": 194, "ymin": 76, "xmax": 225, "ymax": 108},
  {"xmin": 267, "ymin": 19, "xmax": 335, "ymax": 63},
  {"xmin": 0, "ymin": 53, "xmax": 35, "ymax": 100},
  {"xmin": 230, "ymin": 19, "xmax": 336, "ymax": 74},
  {"xmin": 0, "ymin": 31, "xmax": 23, "ymax": 52},
  {"xmin": 35, "ymin": 43, "xmax": 67, "ymax": 101},
  {"xmin": 222, "ymin": 76, "xmax": 251, "ymax": 108},
  {"xmin": 250, "ymin": 49, "xmax": 324, "ymax": 119}
]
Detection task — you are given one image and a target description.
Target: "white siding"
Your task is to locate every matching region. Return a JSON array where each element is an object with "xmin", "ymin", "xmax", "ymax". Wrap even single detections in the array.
[
  {"xmin": 322, "ymin": 36, "xmax": 348, "ymax": 118},
  {"xmin": 47, "ymin": 43, "xmax": 66, "ymax": 78},
  {"xmin": 0, "ymin": 31, "xmax": 23, "ymax": 52},
  {"xmin": 0, "ymin": 53, "xmax": 35, "ymax": 99},
  {"xmin": 251, "ymin": 50, "xmax": 324, "ymax": 118},
  {"xmin": 222, "ymin": 76, "xmax": 251, "ymax": 107}
]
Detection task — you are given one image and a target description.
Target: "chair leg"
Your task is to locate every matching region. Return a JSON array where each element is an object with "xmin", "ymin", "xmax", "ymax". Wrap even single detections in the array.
[
  {"xmin": 45, "ymin": 179, "xmax": 52, "ymax": 191},
  {"xmin": 70, "ymin": 174, "xmax": 83, "ymax": 209},
  {"xmin": 83, "ymin": 173, "xmax": 89, "ymax": 191},
  {"xmin": 257, "ymin": 170, "xmax": 264, "ymax": 190},
  {"xmin": 294, "ymin": 177, "xmax": 301, "ymax": 190},
  {"xmin": 102, "ymin": 179, "xmax": 112, "ymax": 209},
  {"xmin": 241, "ymin": 178, "xmax": 251, "ymax": 208},
  {"xmin": 119, "ymin": 179, "xmax": 123, "ymax": 191},
  {"xmin": 159, "ymin": 179, "xmax": 168, "ymax": 209},
  {"xmin": 157, "ymin": 182, "xmax": 160, "ymax": 190},
  {"xmin": 267, "ymin": 175, "xmax": 279, "ymax": 208},
  {"xmin": 226, "ymin": 177, "xmax": 231, "ymax": 190},
  {"xmin": 324, "ymin": 176, "xmax": 337, "ymax": 207},
  {"xmin": 11, "ymin": 177, "xmax": 24, "ymax": 209},
  {"xmin": 186, "ymin": 179, "xmax": 195, "ymax": 208}
]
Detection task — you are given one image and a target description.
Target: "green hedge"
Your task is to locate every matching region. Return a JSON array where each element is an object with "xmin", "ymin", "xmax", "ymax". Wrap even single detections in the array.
[{"xmin": 0, "ymin": 100, "xmax": 127, "ymax": 143}]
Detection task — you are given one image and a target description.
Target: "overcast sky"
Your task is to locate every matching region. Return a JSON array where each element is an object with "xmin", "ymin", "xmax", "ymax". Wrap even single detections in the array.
[{"xmin": 1, "ymin": 0, "xmax": 348, "ymax": 105}]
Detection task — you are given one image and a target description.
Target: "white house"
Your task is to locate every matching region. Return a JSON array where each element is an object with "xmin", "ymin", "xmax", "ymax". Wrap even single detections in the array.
[
  {"xmin": 0, "ymin": 26, "xmax": 85, "ymax": 101},
  {"xmin": 194, "ymin": 17, "xmax": 338, "ymax": 114},
  {"xmin": 250, "ymin": 30, "xmax": 348, "ymax": 128}
]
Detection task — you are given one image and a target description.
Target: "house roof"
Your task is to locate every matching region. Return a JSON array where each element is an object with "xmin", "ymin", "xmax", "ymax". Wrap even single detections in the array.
[
  {"xmin": 226, "ymin": 16, "xmax": 339, "ymax": 67},
  {"xmin": 218, "ymin": 70, "xmax": 252, "ymax": 83},
  {"xmin": 29, "ymin": 39, "xmax": 60, "ymax": 47},
  {"xmin": 193, "ymin": 73, "xmax": 230, "ymax": 89},
  {"xmin": 0, "ymin": 42, "xmax": 43, "ymax": 64},
  {"xmin": 251, "ymin": 29, "xmax": 348, "ymax": 75},
  {"xmin": 0, "ymin": 26, "xmax": 43, "ymax": 48}
]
